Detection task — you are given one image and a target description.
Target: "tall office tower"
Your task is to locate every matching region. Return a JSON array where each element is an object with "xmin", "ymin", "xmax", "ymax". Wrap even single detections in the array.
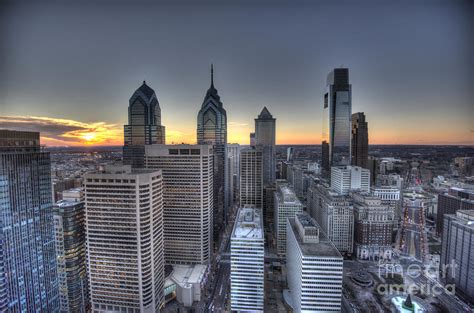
[
  {"xmin": 240, "ymin": 146, "xmax": 263, "ymax": 209},
  {"xmin": 397, "ymin": 196, "xmax": 429, "ymax": 261},
  {"xmin": 145, "ymin": 145, "xmax": 213, "ymax": 265},
  {"xmin": 250, "ymin": 132, "xmax": 256, "ymax": 146},
  {"xmin": 197, "ymin": 65, "xmax": 228, "ymax": 232},
  {"xmin": 84, "ymin": 165, "xmax": 164, "ymax": 312},
  {"xmin": 54, "ymin": 199, "xmax": 89, "ymax": 312},
  {"xmin": 230, "ymin": 206, "xmax": 264, "ymax": 312},
  {"xmin": 331, "ymin": 165, "xmax": 370, "ymax": 195},
  {"xmin": 367, "ymin": 156, "xmax": 378, "ymax": 185},
  {"xmin": 227, "ymin": 143, "xmax": 241, "ymax": 208},
  {"xmin": 287, "ymin": 214, "xmax": 343, "ymax": 312},
  {"xmin": 309, "ymin": 183, "xmax": 354, "ymax": 255},
  {"xmin": 351, "ymin": 112, "xmax": 368, "ymax": 168},
  {"xmin": 352, "ymin": 193, "xmax": 395, "ymax": 260},
  {"xmin": 436, "ymin": 187, "xmax": 474, "ymax": 235},
  {"xmin": 124, "ymin": 81, "xmax": 166, "ymax": 168},
  {"xmin": 322, "ymin": 68, "xmax": 352, "ymax": 172},
  {"xmin": 286, "ymin": 147, "xmax": 294, "ymax": 162},
  {"xmin": 440, "ymin": 210, "xmax": 474, "ymax": 303},
  {"xmin": 0, "ymin": 130, "xmax": 59, "ymax": 312},
  {"xmin": 274, "ymin": 184, "xmax": 303, "ymax": 255},
  {"xmin": 255, "ymin": 107, "xmax": 276, "ymax": 186}
]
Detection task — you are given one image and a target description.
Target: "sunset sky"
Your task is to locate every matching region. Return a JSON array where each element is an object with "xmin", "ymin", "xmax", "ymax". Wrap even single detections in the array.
[{"xmin": 1, "ymin": 0, "xmax": 473, "ymax": 146}]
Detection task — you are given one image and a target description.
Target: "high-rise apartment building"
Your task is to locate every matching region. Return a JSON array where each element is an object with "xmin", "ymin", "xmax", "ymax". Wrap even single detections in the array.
[
  {"xmin": 440, "ymin": 210, "xmax": 474, "ymax": 303},
  {"xmin": 240, "ymin": 146, "xmax": 263, "ymax": 209},
  {"xmin": 84, "ymin": 165, "xmax": 164, "ymax": 312},
  {"xmin": 197, "ymin": 65, "xmax": 228, "ymax": 232},
  {"xmin": 124, "ymin": 81, "xmax": 166, "ymax": 168},
  {"xmin": 145, "ymin": 144, "xmax": 213, "ymax": 265},
  {"xmin": 351, "ymin": 112, "xmax": 368, "ymax": 168},
  {"xmin": 54, "ymin": 199, "xmax": 89, "ymax": 312},
  {"xmin": 255, "ymin": 106, "xmax": 276, "ymax": 186},
  {"xmin": 286, "ymin": 214, "xmax": 343, "ymax": 312},
  {"xmin": 230, "ymin": 206, "xmax": 264, "ymax": 312},
  {"xmin": 352, "ymin": 193, "xmax": 395, "ymax": 260},
  {"xmin": 331, "ymin": 166, "xmax": 370, "ymax": 195},
  {"xmin": 322, "ymin": 68, "xmax": 352, "ymax": 172},
  {"xmin": 0, "ymin": 130, "xmax": 59, "ymax": 312},
  {"xmin": 436, "ymin": 187, "xmax": 474, "ymax": 235},
  {"xmin": 274, "ymin": 184, "xmax": 303, "ymax": 255},
  {"xmin": 308, "ymin": 183, "xmax": 354, "ymax": 255}
]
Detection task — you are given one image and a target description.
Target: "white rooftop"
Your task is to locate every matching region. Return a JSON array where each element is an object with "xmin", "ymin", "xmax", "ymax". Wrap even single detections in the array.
[{"xmin": 232, "ymin": 206, "xmax": 263, "ymax": 239}]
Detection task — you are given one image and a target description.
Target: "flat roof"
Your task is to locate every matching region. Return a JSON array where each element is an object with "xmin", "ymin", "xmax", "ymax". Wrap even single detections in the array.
[
  {"xmin": 171, "ymin": 264, "xmax": 207, "ymax": 286},
  {"xmin": 288, "ymin": 218, "xmax": 342, "ymax": 258},
  {"xmin": 232, "ymin": 206, "xmax": 263, "ymax": 239}
]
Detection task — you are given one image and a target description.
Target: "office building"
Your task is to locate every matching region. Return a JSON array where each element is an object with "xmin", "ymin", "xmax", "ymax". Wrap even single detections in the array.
[
  {"xmin": 240, "ymin": 146, "xmax": 263, "ymax": 209},
  {"xmin": 436, "ymin": 187, "xmax": 474, "ymax": 235},
  {"xmin": 352, "ymin": 193, "xmax": 395, "ymax": 260},
  {"xmin": 250, "ymin": 132, "xmax": 256, "ymax": 146},
  {"xmin": 322, "ymin": 68, "xmax": 352, "ymax": 172},
  {"xmin": 84, "ymin": 165, "xmax": 164, "ymax": 312},
  {"xmin": 54, "ymin": 199, "xmax": 89, "ymax": 312},
  {"xmin": 255, "ymin": 106, "xmax": 276, "ymax": 186},
  {"xmin": 308, "ymin": 183, "xmax": 354, "ymax": 255},
  {"xmin": 0, "ymin": 130, "xmax": 59, "ymax": 312},
  {"xmin": 274, "ymin": 184, "xmax": 303, "ymax": 255},
  {"xmin": 123, "ymin": 81, "xmax": 166, "ymax": 168},
  {"xmin": 351, "ymin": 112, "xmax": 368, "ymax": 168},
  {"xmin": 286, "ymin": 214, "xmax": 343, "ymax": 312},
  {"xmin": 197, "ymin": 65, "xmax": 228, "ymax": 232},
  {"xmin": 230, "ymin": 206, "xmax": 264, "ymax": 312},
  {"xmin": 145, "ymin": 144, "xmax": 213, "ymax": 265},
  {"xmin": 331, "ymin": 165, "xmax": 370, "ymax": 195},
  {"xmin": 227, "ymin": 143, "xmax": 241, "ymax": 208},
  {"xmin": 440, "ymin": 210, "xmax": 474, "ymax": 303}
]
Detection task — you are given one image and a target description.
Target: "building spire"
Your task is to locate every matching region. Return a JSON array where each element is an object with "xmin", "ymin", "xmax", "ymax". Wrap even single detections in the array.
[{"xmin": 210, "ymin": 64, "xmax": 214, "ymax": 88}]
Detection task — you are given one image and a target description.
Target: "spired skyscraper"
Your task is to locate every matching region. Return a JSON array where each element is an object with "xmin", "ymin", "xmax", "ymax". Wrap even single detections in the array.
[
  {"xmin": 0, "ymin": 130, "xmax": 59, "ymax": 311},
  {"xmin": 197, "ymin": 65, "xmax": 228, "ymax": 232},
  {"xmin": 322, "ymin": 68, "xmax": 352, "ymax": 172},
  {"xmin": 255, "ymin": 106, "xmax": 276, "ymax": 186},
  {"xmin": 351, "ymin": 112, "xmax": 369, "ymax": 169},
  {"xmin": 124, "ymin": 81, "xmax": 166, "ymax": 168}
]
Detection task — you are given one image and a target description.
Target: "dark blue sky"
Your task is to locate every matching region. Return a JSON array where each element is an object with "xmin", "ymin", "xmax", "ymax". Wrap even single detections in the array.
[{"xmin": 1, "ymin": 0, "xmax": 472, "ymax": 145}]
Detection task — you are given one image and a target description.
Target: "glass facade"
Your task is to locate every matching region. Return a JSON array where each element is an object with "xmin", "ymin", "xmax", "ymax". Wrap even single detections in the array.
[{"xmin": 0, "ymin": 130, "xmax": 59, "ymax": 312}]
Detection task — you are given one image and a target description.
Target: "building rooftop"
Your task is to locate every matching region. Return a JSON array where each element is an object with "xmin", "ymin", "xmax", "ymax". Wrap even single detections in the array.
[
  {"xmin": 276, "ymin": 185, "xmax": 301, "ymax": 205},
  {"xmin": 232, "ymin": 206, "xmax": 263, "ymax": 239},
  {"xmin": 171, "ymin": 264, "xmax": 207, "ymax": 288},
  {"xmin": 288, "ymin": 216, "xmax": 342, "ymax": 258}
]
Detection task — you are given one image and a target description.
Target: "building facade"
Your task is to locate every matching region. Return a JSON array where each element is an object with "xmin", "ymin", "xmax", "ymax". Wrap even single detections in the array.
[
  {"xmin": 436, "ymin": 187, "xmax": 474, "ymax": 235},
  {"xmin": 145, "ymin": 145, "xmax": 213, "ymax": 265},
  {"xmin": 351, "ymin": 112, "xmax": 368, "ymax": 169},
  {"xmin": 331, "ymin": 165, "xmax": 370, "ymax": 195},
  {"xmin": 84, "ymin": 166, "xmax": 164, "ymax": 312},
  {"xmin": 227, "ymin": 143, "xmax": 241, "ymax": 208},
  {"xmin": 124, "ymin": 81, "xmax": 166, "ymax": 168},
  {"xmin": 286, "ymin": 214, "xmax": 343, "ymax": 312},
  {"xmin": 274, "ymin": 184, "xmax": 303, "ymax": 255},
  {"xmin": 54, "ymin": 199, "xmax": 89, "ymax": 312},
  {"xmin": 0, "ymin": 130, "xmax": 59, "ymax": 312},
  {"xmin": 255, "ymin": 106, "xmax": 276, "ymax": 186},
  {"xmin": 322, "ymin": 68, "xmax": 352, "ymax": 172},
  {"xmin": 240, "ymin": 146, "xmax": 264, "ymax": 209},
  {"xmin": 230, "ymin": 206, "xmax": 264, "ymax": 312}
]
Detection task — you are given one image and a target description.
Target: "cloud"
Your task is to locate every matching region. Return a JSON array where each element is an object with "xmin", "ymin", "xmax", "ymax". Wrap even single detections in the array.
[
  {"xmin": 0, "ymin": 116, "xmax": 123, "ymax": 146},
  {"xmin": 228, "ymin": 121, "xmax": 249, "ymax": 127}
]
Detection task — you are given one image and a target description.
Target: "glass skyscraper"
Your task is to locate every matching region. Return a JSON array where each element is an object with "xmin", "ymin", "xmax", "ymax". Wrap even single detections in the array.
[
  {"xmin": 124, "ymin": 81, "xmax": 166, "ymax": 168},
  {"xmin": 322, "ymin": 68, "xmax": 352, "ymax": 172},
  {"xmin": 351, "ymin": 112, "xmax": 368, "ymax": 169},
  {"xmin": 0, "ymin": 130, "xmax": 59, "ymax": 312},
  {"xmin": 197, "ymin": 65, "xmax": 228, "ymax": 234},
  {"xmin": 255, "ymin": 106, "xmax": 276, "ymax": 186}
]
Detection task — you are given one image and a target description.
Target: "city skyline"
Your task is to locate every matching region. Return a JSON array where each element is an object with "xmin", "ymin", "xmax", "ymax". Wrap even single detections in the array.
[{"xmin": 1, "ymin": 1, "xmax": 473, "ymax": 146}]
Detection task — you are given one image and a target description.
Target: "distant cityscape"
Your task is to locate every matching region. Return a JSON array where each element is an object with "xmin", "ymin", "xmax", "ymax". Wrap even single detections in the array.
[{"xmin": 1, "ymin": 61, "xmax": 473, "ymax": 313}]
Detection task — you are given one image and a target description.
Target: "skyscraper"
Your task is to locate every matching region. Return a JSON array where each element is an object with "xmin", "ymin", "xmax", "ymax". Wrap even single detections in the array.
[
  {"xmin": 286, "ymin": 214, "xmax": 343, "ymax": 312},
  {"xmin": 351, "ymin": 112, "xmax": 368, "ymax": 168},
  {"xmin": 322, "ymin": 68, "xmax": 352, "ymax": 172},
  {"xmin": 124, "ymin": 81, "xmax": 166, "ymax": 168},
  {"xmin": 230, "ymin": 206, "xmax": 264, "ymax": 312},
  {"xmin": 145, "ymin": 144, "xmax": 213, "ymax": 265},
  {"xmin": 255, "ymin": 106, "xmax": 276, "ymax": 186},
  {"xmin": 240, "ymin": 146, "xmax": 263, "ymax": 209},
  {"xmin": 436, "ymin": 187, "xmax": 474, "ymax": 235},
  {"xmin": 197, "ymin": 65, "xmax": 228, "ymax": 232},
  {"xmin": 85, "ymin": 165, "xmax": 164, "ymax": 312},
  {"xmin": 0, "ymin": 130, "xmax": 59, "ymax": 312},
  {"xmin": 53, "ymin": 199, "xmax": 89, "ymax": 313},
  {"xmin": 331, "ymin": 166, "xmax": 370, "ymax": 195},
  {"xmin": 227, "ymin": 143, "xmax": 241, "ymax": 208}
]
